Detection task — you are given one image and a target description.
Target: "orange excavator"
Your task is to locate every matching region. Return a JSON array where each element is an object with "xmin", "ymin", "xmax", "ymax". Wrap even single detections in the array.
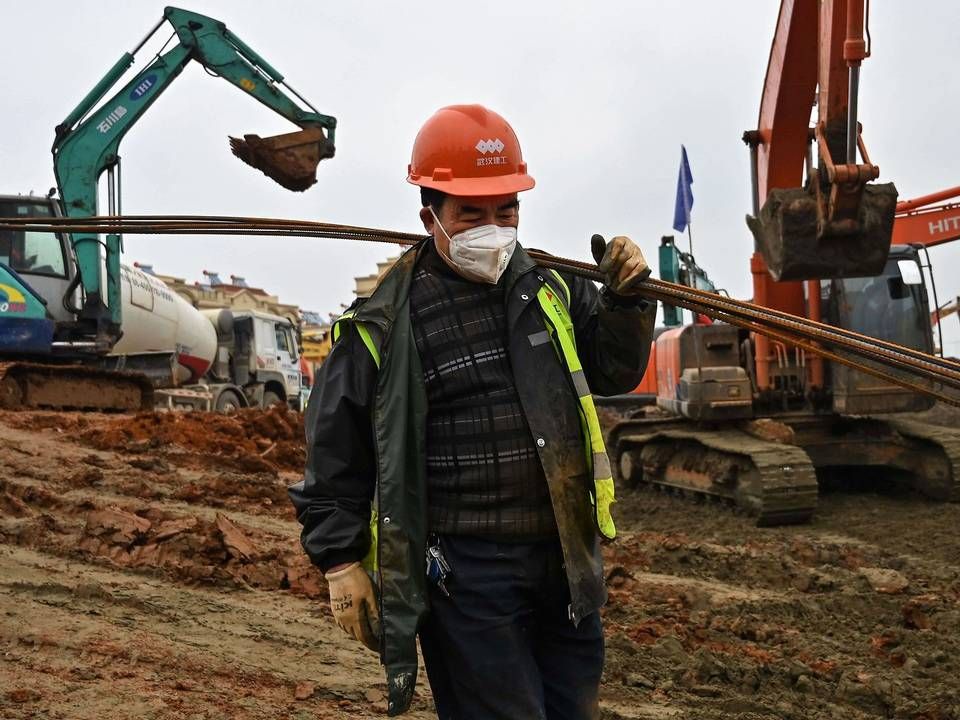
[
  {"xmin": 606, "ymin": 0, "xmax": 960, "ymax": 524},
  {"xmin": 894, "ymin": 186, "xmax": 960, "ymax": 356},
  {"xmin": 893, "ymin": 186, "xmax": 960, "ymax": 249}
]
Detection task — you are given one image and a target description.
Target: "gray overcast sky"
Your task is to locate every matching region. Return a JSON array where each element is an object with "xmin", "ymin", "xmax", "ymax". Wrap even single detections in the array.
[{"xmin": 3, "ymin": 2, "xmax": 959, "ymax": 349}]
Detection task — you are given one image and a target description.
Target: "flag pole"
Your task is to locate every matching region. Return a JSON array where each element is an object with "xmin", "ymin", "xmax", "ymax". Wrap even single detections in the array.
[{"xmin": 686, "ymin": 222, "xmax": 693, "ymax": 257}]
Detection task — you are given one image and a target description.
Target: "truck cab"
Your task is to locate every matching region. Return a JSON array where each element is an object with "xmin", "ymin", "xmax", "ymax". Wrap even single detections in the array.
[
  {"xmin": 210, "ymin": 309, "xmax": 303, "ymax": 410},
  {"xmin": 252, "ymin": 310, "xmax": 303, "ymax": 408}
]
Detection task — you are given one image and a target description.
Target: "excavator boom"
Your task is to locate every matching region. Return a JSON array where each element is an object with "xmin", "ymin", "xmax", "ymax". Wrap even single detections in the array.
[
  {"xmin": 52, "ymin": 6, "xmax": 337, "ymax": 346},
  {"xmin": 745, "ymin": 0, "xmax": 897, "ymax": 283},
  {"xmin": 892, "ymin": 187, "xmax": 960, "ymax": 248}
]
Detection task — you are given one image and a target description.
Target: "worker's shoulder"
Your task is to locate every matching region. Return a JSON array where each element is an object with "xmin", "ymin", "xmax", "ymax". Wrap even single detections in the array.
[
  {"xmin": 525, "ymin": 248, "xmax": 578, "ymax": 289},
  {"xmin": 332, "ymin": 297, "xmax": 366, "ymax": 324},
  {"xmin": 524, "ymin": 247, "xmax": 567, "ymax": 278},
  {"xmin": 344, "ymin": 296, "xmax": 366, "ymax": 314}
]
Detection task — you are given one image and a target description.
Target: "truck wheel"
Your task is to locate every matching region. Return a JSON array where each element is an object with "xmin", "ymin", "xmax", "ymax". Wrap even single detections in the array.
[
  {"xmin": 262, "ymin": 390, "xmax": 283, "ymax": 408},
  {"xmin": 215, "ymin": 390, "xmax": 243, "ymax": 413}
]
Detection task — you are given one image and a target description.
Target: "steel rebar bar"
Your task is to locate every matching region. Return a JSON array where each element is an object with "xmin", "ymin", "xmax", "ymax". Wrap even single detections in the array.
[{"xmin": 2, "ymin": 213, "xmax": 958, "ymax": 407}]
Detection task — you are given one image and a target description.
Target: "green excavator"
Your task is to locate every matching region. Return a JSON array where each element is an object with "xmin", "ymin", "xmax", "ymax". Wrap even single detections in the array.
[{"xmin": 0, "ymin": 6, "xmax": 336, "ymax": 410}]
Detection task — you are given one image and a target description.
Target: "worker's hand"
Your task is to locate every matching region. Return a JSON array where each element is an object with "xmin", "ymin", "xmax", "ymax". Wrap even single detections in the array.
[
  {"xmin": 324, "ymin": 562, "xmax": 380, "ymax": 652},
  {"xmin": 591, "ymin": 234, "xmax": 650, "ymax": 295}
]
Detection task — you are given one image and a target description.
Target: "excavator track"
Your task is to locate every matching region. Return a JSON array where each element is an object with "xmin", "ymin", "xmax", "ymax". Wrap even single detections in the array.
[
  {"xmin": 882, "ymin": 417, "xmax": 960, "ymax": 502},
  {"xmin": 609, "ymin": 420, "xmax": 819, "ymax": 526},
  {"xmin": 0, "ymin": 361, "xmax": 154, "ymax": 412}
]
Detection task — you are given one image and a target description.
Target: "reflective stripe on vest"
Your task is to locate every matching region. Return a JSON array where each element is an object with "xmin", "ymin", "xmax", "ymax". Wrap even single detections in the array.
[
  {"xmin": 333, "ymin": 311, "xmax": 381, "ymax": 369},
  {"xmin": 332, "ymin": 311, "xmax": 381, "ymax": 571},
  {"xmin": 537, "ymin": 270, "xmax": 617, "ymax": 540}
]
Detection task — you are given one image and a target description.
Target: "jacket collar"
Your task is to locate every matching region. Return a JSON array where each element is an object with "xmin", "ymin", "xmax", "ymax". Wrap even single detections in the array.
[
  {"xmin": 350, "ymin": 239, "xmax": 426, "ymax": 330},
  {"xmin": 353, "ymin": 238, "xmax": 539, "ymax": 330},
  {"xmin": 501, "ymin": 241, "xmax": 538, "ymax": 296}
]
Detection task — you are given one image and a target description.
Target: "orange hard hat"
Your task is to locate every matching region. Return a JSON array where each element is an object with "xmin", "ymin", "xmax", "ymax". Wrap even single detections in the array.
[{"xmin": 407, "ymin": 104, "xmax": 535, "ymax": 197}]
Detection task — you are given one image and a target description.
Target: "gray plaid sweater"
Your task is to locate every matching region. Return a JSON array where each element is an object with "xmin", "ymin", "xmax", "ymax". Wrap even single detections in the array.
[{"xmin": 409, "ymin": 246, "xmax": 558, "ymax": 539}]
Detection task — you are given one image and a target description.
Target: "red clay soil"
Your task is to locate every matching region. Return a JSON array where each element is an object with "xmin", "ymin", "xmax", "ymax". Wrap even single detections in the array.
[
  {"xmin": 48, "ymin": 403, "xmax": 306, "ymax": 474},
  {"xmin": 2, "ymin": 406, "xmax": 960, "ymax": 719}
]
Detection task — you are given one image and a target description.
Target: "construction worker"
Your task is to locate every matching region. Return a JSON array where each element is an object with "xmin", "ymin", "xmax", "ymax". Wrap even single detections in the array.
[{"xmin": 290, "ymin": 104, "xmax": 656, "ymax": 718}]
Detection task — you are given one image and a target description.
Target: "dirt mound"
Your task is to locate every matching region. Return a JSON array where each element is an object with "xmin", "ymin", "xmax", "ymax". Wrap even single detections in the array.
[
  {"xmin": 78, "ymin": 505, "xmax": 323, "ymax": 597},
  {"xmin": 0, "ymin": 409, "xmax": 92, "ymax": 434},
  {"xmin": 171, "ymin": 470, "xmax": 293, "ymax": 515},
  {"xmin": 2, "ymin": 496, "xmax": 324, "ymax": 600},
  {"xmin": 0, "ymin": 410, "xmax": 425, "ymax": 719},
  {"xmin": 79, "ymin": 404, "xmax": 306, "ymax": 474}
]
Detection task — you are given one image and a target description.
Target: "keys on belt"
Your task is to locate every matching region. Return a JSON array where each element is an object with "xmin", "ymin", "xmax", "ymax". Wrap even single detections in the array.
[{"xmin": 425, "ymin": 538, "xmax": 452, "ymax": 597}]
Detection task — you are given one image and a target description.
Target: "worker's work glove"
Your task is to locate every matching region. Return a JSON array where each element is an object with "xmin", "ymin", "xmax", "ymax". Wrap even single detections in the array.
[
  {"xmin": 591, "ymin": 234, "xmax": 651, "ymax": 295},
  {"xmin": 324, "ymin": 562, "xmax": 380, "ymax": 652}
]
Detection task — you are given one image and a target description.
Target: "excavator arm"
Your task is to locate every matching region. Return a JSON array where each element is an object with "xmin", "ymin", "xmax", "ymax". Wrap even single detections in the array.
[
  {"xmin": 892, "ymin": 187, "xmax": 960, "ymax": 248},
  {"xmin": 52, "ymin": 6, "xmax": 336, "ymax": 348},
  {"xmin": 744, "ymin": 0, "xmax": 897, "ymax": 283},
  {"xmin": 742, "ymin": 0, "xmax": 898, "ymax": 393}
]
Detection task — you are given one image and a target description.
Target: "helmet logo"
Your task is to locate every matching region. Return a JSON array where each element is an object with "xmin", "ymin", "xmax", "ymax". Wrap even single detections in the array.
[
  {"xmin": 475, "ymin": 138, "xmax": 505, "ymax": 154},
  {"xmin": 475, "ymin": 138, "xmax": 508, "ymax": 167}
]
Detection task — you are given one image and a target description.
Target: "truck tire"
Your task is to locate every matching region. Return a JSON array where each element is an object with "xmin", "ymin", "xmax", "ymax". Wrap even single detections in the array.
[
  {"xmin": 262, "ymin": 390, "xmax": 283, "ymax": 408},
  {"xmin": 215, "ymin": 390, "xmax": 244, "ymax": 413}
]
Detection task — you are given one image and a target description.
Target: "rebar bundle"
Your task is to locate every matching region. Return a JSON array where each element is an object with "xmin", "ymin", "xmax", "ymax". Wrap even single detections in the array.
[{"xmin": 3, "ymin": 214, "xmax": 957, "ymax": 406}]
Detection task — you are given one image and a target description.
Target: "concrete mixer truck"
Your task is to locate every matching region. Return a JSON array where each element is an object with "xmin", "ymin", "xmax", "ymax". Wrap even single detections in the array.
[
  {"xmin": 0, "ymin": 6, "xmax": 335, "ymax": 411},
  {"xmin": 1, "ymin": 194, "xmax": 303, "ymax": 412}
]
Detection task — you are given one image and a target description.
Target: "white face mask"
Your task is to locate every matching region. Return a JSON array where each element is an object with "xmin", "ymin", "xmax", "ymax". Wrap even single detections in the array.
[{"xmin": 430, "ymin": 208, "xmax": 517, "ymax": 284}]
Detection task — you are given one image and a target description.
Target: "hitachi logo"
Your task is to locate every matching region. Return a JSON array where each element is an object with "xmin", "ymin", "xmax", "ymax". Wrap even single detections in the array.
[{"xmin": 929, "ymin": 215, "xmax": 960, "ymax": 236}]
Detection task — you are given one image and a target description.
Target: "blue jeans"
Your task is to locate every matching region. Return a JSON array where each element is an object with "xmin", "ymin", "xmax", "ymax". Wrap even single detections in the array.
[{"xmin": 418, "ymin": 536, "xmax": 604, "ymax": 720}]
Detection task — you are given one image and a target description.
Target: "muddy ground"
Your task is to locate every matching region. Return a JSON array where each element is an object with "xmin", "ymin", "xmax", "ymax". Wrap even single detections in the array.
[{"xmin": 1, "ymin": 405, "xmax": 958, "ymax": 719}]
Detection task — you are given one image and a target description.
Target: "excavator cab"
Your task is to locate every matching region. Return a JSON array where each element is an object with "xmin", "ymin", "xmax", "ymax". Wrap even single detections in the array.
[{"xmin": 824, "ymin": 245, "xmax": 936, "ymax": 414}]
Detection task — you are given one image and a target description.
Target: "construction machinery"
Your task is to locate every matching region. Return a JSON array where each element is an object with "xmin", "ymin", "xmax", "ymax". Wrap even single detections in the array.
[
  {"xmin": 893, "ymin": 186, "xmax": 960, "ymax": 358},
  {"xmin": 0, "ymin": 6, "xmax": 335, "ymax": 410},
  {"xmin": 892, "ymin": 186, "xmax": 960, "ymax": 250},
  {"xmin": 0, "ymin": 197, "xmax": 306, "ymax": 412},
  {"xmin": 606, "ymin": 0, "xmax": 960, "ymax": 524}
]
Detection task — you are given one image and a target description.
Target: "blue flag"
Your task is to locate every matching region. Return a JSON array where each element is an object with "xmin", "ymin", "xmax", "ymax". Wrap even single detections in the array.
[{"xmin": 672, "ymin": 145, "xmax": 694, "ymax": 233}]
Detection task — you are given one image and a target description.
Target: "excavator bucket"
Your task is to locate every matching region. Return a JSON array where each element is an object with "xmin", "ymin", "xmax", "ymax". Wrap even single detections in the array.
[
  {"xmin": 746, "ymin": 182, "xmax": 898, "ymax": 281},
  {"xmin": 229, "ymin": 127, "xmax": 335, "ymax": 192}
]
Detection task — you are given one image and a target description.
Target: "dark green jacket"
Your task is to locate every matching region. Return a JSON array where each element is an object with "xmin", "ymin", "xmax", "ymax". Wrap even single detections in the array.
[{"xmin": 290, "ymin": 240, "xmax": 655, "ymax": 715}]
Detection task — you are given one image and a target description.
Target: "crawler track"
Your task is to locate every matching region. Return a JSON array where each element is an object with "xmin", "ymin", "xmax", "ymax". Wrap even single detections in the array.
[
  {"xmin": 609, "ymin": 413, "xmax": 960, "ymax": 527},
  {"xmin": 610, "ymin": 419, "xmax": 819, "ymax": 526},
  {"xmin": 0, "ymin": 361, "xmax": 153, "ymax": 412},
  {"xmin": 884, "ymin": 417, "xmax": 960, "ymax": 502}
]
